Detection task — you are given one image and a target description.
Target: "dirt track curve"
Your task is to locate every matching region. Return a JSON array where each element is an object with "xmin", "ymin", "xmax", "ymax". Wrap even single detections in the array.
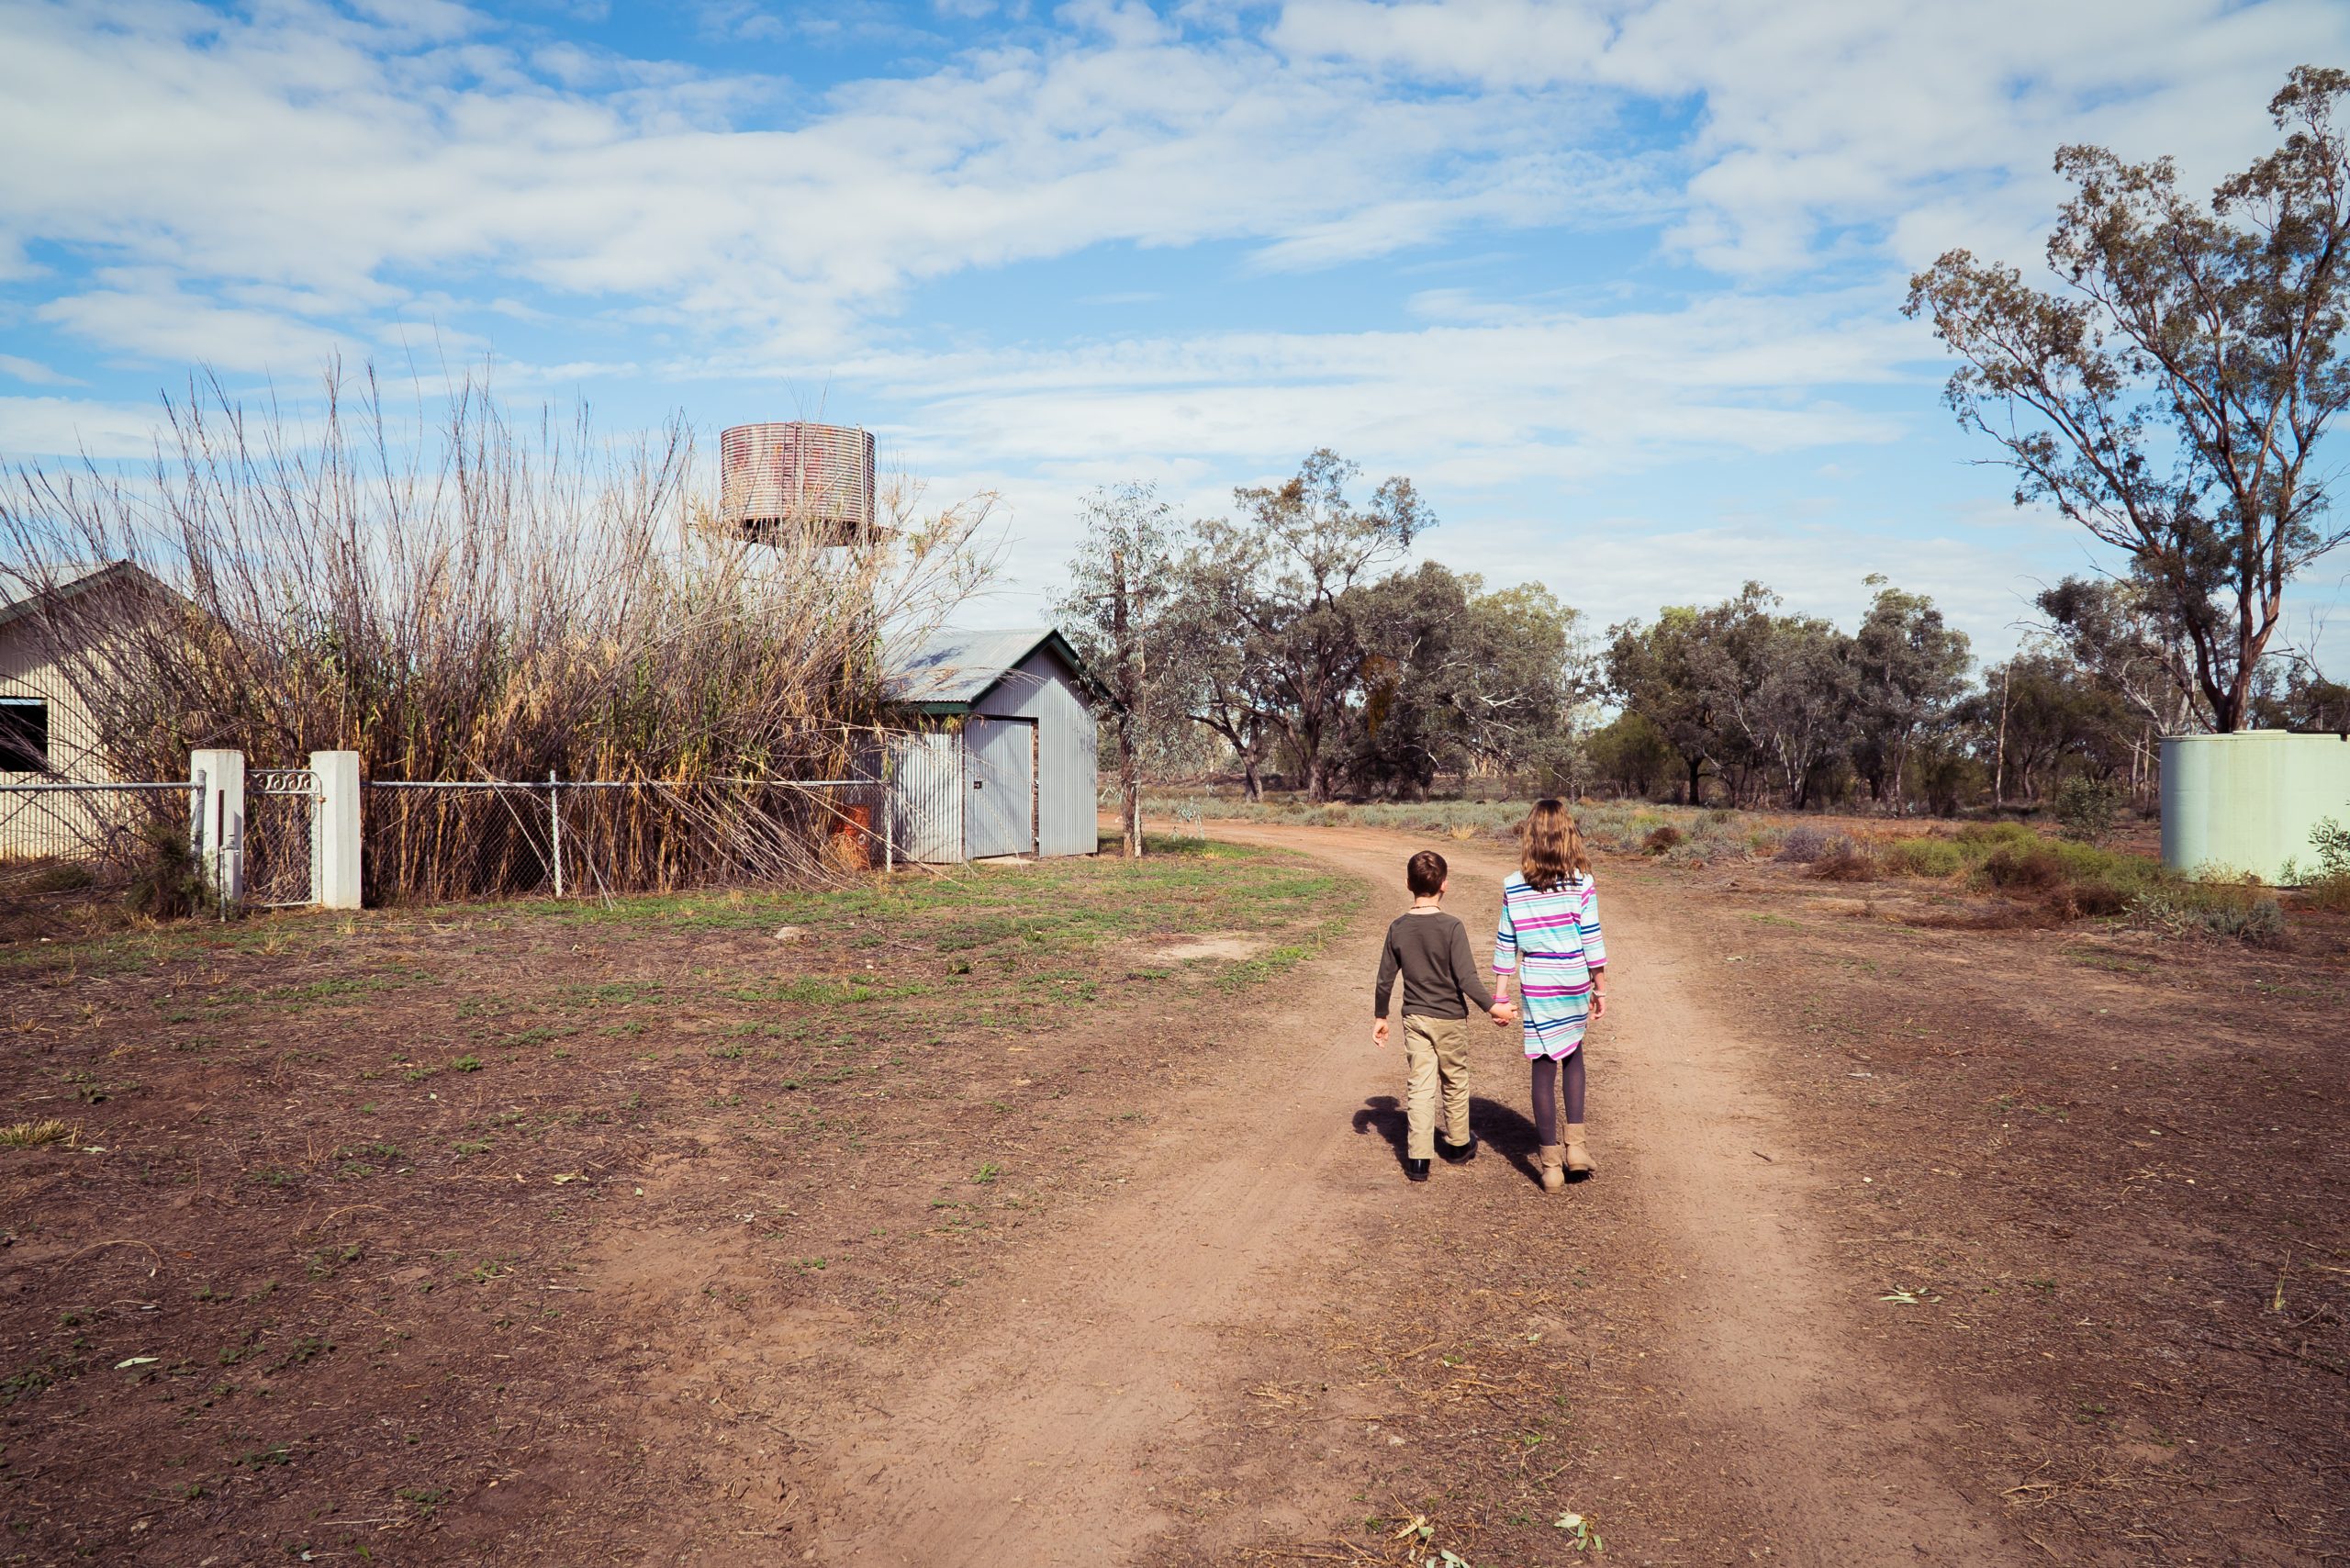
[{"xmin": 803, "ymin": 823, "xmax": 2024, "ymax": 1567}]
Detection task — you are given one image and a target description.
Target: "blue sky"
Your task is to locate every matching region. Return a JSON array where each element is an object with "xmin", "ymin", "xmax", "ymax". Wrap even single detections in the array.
[{"xmin": 5, "ymin": 0, "xmax": 2350, "ymax": 671}]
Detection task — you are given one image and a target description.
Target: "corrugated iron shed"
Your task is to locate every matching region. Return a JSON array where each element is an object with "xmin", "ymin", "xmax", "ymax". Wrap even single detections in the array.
[{"xmin": 886, "ymin": 627, "xmax": 1091, "ymax": 714}]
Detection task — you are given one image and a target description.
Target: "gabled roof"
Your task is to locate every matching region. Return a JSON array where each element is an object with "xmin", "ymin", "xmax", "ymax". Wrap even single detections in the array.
[
  {"xmin": 885, "ymin": 626, "xmax": 1090, "ymax": 714},
  {"xmin": 0, "ymin": 561, "xmax": 168, "ymax": 635}
]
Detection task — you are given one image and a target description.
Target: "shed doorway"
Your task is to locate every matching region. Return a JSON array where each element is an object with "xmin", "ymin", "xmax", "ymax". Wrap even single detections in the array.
[{"xmin": 964, "ymin": 715, "xmax": 1037, "ymax": 858}]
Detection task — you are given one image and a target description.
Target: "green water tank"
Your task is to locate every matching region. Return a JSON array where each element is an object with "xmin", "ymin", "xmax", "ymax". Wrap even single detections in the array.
[{"xmin": 2161, "ymin": 731, "xmax": 2350, "ymax": 882}]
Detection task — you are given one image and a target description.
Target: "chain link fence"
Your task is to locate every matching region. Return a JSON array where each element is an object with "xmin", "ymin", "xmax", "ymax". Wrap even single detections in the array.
[
  {"xmin": 0, "ymin": 778, "xmax": 201, "ymax": 896},
  {"xmin": 362, "ymin": 777, "xmax": 890, "ymax": 904}
]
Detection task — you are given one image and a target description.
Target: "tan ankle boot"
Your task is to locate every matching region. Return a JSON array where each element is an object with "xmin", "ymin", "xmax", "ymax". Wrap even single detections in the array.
[
  {"xmin": 1537, "ymin": 1144, "xmax": 1566, "ymax": 1193},
  {"xmin": 1564, "ymin": 1124, "xmax": 1594, "ymax": 1176}
]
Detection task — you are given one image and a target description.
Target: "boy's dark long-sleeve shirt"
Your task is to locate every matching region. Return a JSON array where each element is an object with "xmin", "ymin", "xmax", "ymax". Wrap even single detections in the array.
[{"xmin": 1374, "ymin": 911, "xmax": 1496, "ymax": 1020}]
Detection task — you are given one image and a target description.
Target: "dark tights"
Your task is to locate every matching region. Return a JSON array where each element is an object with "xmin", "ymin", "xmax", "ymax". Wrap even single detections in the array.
[{"xmin": 1529, "ymin": 1050, "xmax": 1586, "ymax": 1146}]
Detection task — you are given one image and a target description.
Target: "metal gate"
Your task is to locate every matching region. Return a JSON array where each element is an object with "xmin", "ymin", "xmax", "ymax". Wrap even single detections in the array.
[
  {"xmin": 245, "ymin": 767, "xmax": 319, "ymax": 907},
  {"xmin": 964, "ymin": 716, "xmax": 1037, "ymax": 858}
]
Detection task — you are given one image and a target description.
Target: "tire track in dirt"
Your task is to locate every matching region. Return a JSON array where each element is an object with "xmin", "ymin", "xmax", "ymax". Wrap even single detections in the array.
[
  {"xmin": 803, "ymin": 824, "xmax": 2023, "ymax": 1567},
  {"xmin": 806, "ymin": 844, "xmax": 1393, "ymax": 1567}
]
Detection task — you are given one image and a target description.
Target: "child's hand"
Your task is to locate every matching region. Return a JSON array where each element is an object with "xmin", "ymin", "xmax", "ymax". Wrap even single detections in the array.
[
  {"xmin": 1371, "ymin": 1017, "xmax": 1390, "ymax": 1047},
  {"xmin": 1490, "ymin": 1001, "xmax": 1517, "ymax": 1028},
  {"xmin": 1590, "ymin": 991, "xmax": 1607, "ymax": 1021}
]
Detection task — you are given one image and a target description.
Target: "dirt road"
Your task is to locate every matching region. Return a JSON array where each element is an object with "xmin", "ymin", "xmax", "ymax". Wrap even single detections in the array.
[{"xmin": 801, "ymin": 823, "xmax": 2024, "ymax": 1567}]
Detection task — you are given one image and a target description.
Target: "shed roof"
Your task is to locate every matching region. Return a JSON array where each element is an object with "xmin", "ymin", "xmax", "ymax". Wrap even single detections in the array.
[
  {"xmin": 886, "ymin": 626, "xmax": 1089, "ymax": 714},
  {"xmin": 0, "ymin": 561, "xmax": 163, "ymax": 634}
]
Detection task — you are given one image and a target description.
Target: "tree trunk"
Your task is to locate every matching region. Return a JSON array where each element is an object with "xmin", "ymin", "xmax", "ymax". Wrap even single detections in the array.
[
  {"xmin": 1994, "ymin": 665, "xmax": 2010, "ymax": 807},
  {"xmin": 1119, "ymin": 722, "xmax": 1142, "ymax": 859},
  {"xmin": 1242, "ymin": 753, "xmax": 1262, "ymax": 801},
  {"xmin": 1685, "ymin": 755, "xmax": 1705, "ymax": 807}
]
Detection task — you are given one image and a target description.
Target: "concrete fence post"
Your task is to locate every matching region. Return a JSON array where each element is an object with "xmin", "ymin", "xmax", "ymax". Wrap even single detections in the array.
[
  {"xmin": 310, "ymin": 750, "xmax": 363, "ymax": 910},
  {"xmin": 190, "ymin": 748, "xmax": 244, "ymax": 905}
]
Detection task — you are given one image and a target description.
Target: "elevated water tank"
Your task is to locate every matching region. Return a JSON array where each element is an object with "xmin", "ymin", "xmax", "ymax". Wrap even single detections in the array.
[
  {"xmin": 720, "ymin": 421, "xmax": 877, "ymax": 546},
  {"xmin": 2161, "ymin": 731, "xmax": 2350, "ymax": 882}
]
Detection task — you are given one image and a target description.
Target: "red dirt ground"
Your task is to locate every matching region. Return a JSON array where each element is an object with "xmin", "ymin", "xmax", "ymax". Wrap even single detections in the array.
[{"xmin": 3, "ymin": 821, "xmax": 2344, "ymax": 1566}]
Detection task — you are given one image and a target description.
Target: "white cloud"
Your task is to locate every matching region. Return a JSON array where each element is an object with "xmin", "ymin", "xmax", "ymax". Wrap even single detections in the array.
[
  {"xmin": 0, "ymin": 0, "xmax": 1628, "ymax": 368},
  {"xmin": 0, "ymin": 353, "xmax": 81, "ymax": 386},
  {"xmin": 1271, "ymin": 0, "xmax": 2350, "ymax": 274},
  {"xmin": 0, "ymin": 394, "xmax": 166, "ymax": 459},
  {"xmin": 38, "ymin": 282, "xmax": 351, "ymax": 374}
]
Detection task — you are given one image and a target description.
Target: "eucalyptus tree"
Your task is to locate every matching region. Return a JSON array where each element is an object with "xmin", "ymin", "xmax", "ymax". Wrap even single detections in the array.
[
  {"xmin": 1907, "ymin": 66, "xmax": 2350, "ymax": 732},
  {"xmin": 1192, "ymin": 449, "xmax": 1427, "ymax": 801},
  {"xmin": 1344, "ymin": 564, "xmax": 1592, "ymax": 796},
  {"xmin": 1054, "ymin": 482, "xmax": 1191, "ymax": 857},
  {"xmin": 1848, "ymin": 578, "xmax": 1972, "ymax": 812}
]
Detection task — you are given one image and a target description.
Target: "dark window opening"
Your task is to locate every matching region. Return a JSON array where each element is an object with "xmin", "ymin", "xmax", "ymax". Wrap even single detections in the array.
[{"xmin": 0, "ymin": 700, "xmax": 50, "ymax": 773}]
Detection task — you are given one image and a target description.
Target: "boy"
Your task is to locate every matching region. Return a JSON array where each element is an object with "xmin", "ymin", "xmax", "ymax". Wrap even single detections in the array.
[{"xmin": 1372, "ymin": 849, "xmax": 1515, "ymax": 1182}]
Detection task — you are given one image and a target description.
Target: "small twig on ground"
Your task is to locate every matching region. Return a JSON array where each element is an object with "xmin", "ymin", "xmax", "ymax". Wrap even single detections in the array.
[{"xmin": 63, "ymin": 1238, "xmax": 162, "ymax": 1276}]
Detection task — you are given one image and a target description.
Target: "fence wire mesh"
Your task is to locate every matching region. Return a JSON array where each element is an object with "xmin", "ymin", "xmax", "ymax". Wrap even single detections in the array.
[
  {"xmin": 362, "ymin": 778, "xmax": 889, "ymax": 905},
  {"xmin": 245, "ymin": 769, "xmax": 317, "ymax": 907},
  {"xmin": 0, "ymin": 780, "xmax": 196, "ymax": 896}
]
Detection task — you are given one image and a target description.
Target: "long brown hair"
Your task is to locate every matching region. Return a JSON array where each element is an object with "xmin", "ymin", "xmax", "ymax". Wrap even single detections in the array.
[{"xmin": 1520, "ymin": 798, "xmax": 1591, "ymax": 891}]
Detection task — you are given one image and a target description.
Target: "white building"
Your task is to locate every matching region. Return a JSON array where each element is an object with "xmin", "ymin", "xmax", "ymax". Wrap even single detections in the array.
[{"xmin": 883, "ymin": 628, "xmax": 1099, "ymax": 861}]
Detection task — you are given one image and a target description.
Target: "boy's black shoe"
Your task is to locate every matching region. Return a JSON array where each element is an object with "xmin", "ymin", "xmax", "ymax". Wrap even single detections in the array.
[
  {"xmin": 1404, "ymin": 1158, "xmax": 1432, "ymax": 1182},
  {"xmin": 1437, "ymin": 1133, "xmax": 1478, "ymax": 1164}
]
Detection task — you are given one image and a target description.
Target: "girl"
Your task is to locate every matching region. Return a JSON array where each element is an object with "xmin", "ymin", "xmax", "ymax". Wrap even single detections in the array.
[{"xmin": 1493, "ymin": 799, "xmax": 1608, "ymax": 1193}]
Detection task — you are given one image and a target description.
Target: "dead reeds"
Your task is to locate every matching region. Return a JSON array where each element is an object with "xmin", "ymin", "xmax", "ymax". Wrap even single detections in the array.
[{"xmin": 1, "ymin": 364, "xmax": 997, "ymax": 898}]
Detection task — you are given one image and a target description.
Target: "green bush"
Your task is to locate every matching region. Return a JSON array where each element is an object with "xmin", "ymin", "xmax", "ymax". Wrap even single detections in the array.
[
  {"xmin": 2053, "ymin": 774, "xmax": 2123, "ymax": 843},
  {"xmin": 1954, "ymin": 821, "xmax": 2036, "ymax": 849},
  {"xmin": 1880, "ymin": 837, "xmax": 1965, "ymax": 878},
  {"xmin": 2311, "ymin": 816, "xmax": 2350, "ymax": 879}
]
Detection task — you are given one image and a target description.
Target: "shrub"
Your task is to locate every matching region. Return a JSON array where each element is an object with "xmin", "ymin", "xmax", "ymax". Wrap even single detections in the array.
[
  {"xmin": 1880, "ymin": 837, "xmax": 1964, "ymax": 878},
  {"xmin": 2128, "ymin": 883, "xmax": 2288, "ymax": 944},
  {"xmin": 125, "ymin": 822, "xmax": 207, "ymax": 921},
  {"xmin": 2069, "ymin": 878, "xmax": 2131, "ymax": 917},
  {"xmin": 1954, "ymin": 821, "xmax": 2035, "ymax": 849},
  {"xmin": 2311, "ymin": 816, "xmax": 2350, "ymax": 879},
  {"xmin": 2053, "ymin": 775, "xmax": 2123, "ymax": 843},
  {"xmin": 1641, "ymin": 825, "xmax": 1684, "ymax": 856},
  {"xmin": 1810, "ymin": 843, "xmax": 1879, "ymax": 881},
  {"xmin": 2303, "ymin": 874, "xmax": 2350, "ymax": 913},
  {"xmin": 1775, "ymin": 825, "xmax": 1841, "ymax": 864},
  {"xmin": 25, "ymin": 864, "xmax": 95, "ymax": 894},
  {"xmin": 1981, "ymin": 843, "xmax": 2065, "ymax": 891}
]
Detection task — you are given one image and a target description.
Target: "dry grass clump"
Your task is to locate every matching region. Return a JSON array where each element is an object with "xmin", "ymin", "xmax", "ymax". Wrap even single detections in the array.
[
  {"xmin": 0, "ymin": 1120, "xmax": 76, "ymax": 1148},
  {"xmin": 0, "ymin": 367, "xmax": 996, "ymax": 900},
  {"xmin": 1809, "ymin": 842, "xmax": 1880, "ymax": 881}
]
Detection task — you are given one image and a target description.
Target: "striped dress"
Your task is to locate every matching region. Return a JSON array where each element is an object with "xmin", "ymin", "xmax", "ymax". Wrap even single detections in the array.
[{"xmin": 1494, "ymin": 872, "xmax": 1606, "ymax": 1060}]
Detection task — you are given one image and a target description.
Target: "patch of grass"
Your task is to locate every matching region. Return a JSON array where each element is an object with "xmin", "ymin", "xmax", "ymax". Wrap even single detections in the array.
[
  {"xmin": 398, "ymin": 1485, "xmax": 449, "ymax": 1518},
  {"xmin": 0, "ymin": 1119, "xmax": 76, "ymax": 1148},
  {"xmin": 1880, "ymin": 837, "xmax": 1966, "ymax": 878},
  {"xmin": 2129, "ymin": 882, "xmax": 2287, "ymax": 944}
]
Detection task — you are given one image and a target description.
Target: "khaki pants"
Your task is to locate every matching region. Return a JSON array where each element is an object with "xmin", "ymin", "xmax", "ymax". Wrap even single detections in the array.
[{"xmin": 1402, "ymin": 1014, "xmax": 1472, "ymax": 1159}]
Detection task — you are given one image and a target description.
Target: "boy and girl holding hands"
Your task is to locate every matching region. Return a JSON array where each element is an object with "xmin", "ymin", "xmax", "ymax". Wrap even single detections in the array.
[{"xmin": 1371, "ymin": 799, "xmax": 1606, "ymax": 1191}]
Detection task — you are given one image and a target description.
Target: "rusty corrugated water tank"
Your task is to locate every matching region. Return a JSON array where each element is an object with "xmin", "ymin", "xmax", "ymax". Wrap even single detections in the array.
[{"xmin": 720, "ymin": 421, "xmax": 877, "ymax": 545}]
